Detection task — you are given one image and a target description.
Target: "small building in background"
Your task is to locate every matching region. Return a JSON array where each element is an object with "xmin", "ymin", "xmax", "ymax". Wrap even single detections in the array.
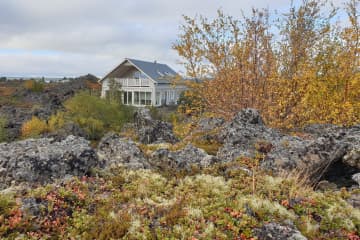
[{"xmin": 99, "ymin": 58, "xmax": 186, "ymax": 107}]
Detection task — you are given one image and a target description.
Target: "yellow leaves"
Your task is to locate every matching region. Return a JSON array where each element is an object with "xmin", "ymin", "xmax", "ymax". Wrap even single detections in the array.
[
  {"xmin": 21, "ymin": 116, "xmax": 48, "ymax": 138},
  {"xmin": 48, "ymin": 112, "xmax": 65, "ymax": 132},
  {"xmin": 175, "ymin": 1, "xmax": 359, "ymax": 128}
]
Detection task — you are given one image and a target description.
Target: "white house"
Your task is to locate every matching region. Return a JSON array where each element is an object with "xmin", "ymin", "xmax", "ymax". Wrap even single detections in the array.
[{"xmin": 99, "ymin": 58, "xmax": 186, "ymax": 107}]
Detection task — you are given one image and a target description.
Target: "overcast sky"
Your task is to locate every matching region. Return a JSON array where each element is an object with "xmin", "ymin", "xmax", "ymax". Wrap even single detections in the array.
[{"xmin": 0, "ymin": 0, "xmax": 349, "ymax": 77}]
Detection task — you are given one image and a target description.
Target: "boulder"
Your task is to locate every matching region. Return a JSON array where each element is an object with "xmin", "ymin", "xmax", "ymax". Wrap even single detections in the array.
[
  {"xmin": 134, "ymin": 109, "xmax": 178, "ymax": 144},
  {"xmin": 0, "ymin": 135, "xmax": 98, "ymax": 190},
  {"xmin": 347, "ymin": 192, "xmax": 360, "ymax": 209},
  {"xmin": 255, "ymin": 222, "xmax": 307, "ymax": 240},
  {"xmin": 352, "ymin": 173, "xmax": 360, "ymax": 186},
  {"xmin": 150, "ymin": 144, "xmax": 218, "ymax": 171},
  {"xmin": 197, "ymin": 117, "xmax": 225, "ymax": 131},
  {"xmin": 97, "ymin": 132, "xmax": 150, "ymax": 169},
  {"xmin": 217, "ymin": 108, "xmax": 282, "ymax": 161},
  {"xmin": 216, "ymin": 108, "xmax": 360, "ymax": 185}
]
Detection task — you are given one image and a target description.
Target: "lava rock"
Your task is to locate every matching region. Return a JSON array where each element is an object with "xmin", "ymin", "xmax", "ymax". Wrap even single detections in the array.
[
  {"xmin": 150, "ymin": 144, "xmax": 218, "ymax": 171},
  {"xmin": 197, "ymin": 117, "xmax": 225, "ymax": 131},
  {"xmin": 216, "ymin": 108, "xmax": 360, "ymax": 186},
  {"xmin": 0, "ymin": 135, "xmax": 98, "ymax": 190},
  {"xmin": 217, "ymin": 108, "xmax": 282, "ymax": 161},
  {"xmin": 134, "ymin": 109, "xmax": 178, "ymax": 144},
  {"xmin": 255, "ymin": 222, "xmax": 307, "ymax": 240},
  {"xmin": 97, "ymin": 132, "xmax": 150, "ymax": 169},
  {"xmin": 347, "ymin": 192, "xmax": 360, "ymax": 209},
  {"xmin": 352, "ymin": 173, "xmax": 360, "ymax": 186}
]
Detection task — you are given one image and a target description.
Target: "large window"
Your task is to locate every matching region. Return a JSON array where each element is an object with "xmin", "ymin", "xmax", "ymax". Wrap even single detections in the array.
[
  {"xmin": 135, "ymin": 91, "xmax": 152, "ymax": 105},
  {"xmin": 123, "ymin": 91, "xmax": 133, "ymax": 105},
  {"xmin": 134, "ymin": 92, "xmax": 139, "ymax": 105},
  {"xmin": 139, "ymin": 92, "xmax": 145, "ymax": 105},
  {"xmin": 145, "ymin": 92, "xmax": 151, "ymax": 105},
  {"xmin": 123, "ymin": 92, "xmax": 127, "ymax": 104},
  {"xmin": 156, "ymin": 92, "xmax": 160, "ymax": 105}
]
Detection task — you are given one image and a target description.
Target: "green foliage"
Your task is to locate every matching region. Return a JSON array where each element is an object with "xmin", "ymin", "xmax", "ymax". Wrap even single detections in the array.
[
  {"xmin": 0, "ymin": 118, "xmax": 7, "ymax": 142},
  {"xmin": 64, "ymin": 92, "xmax": 134, "ymax": 140},
  {"xmin": 0, "ymin": 194, "xmax": 15, "ymax": 216},
  {"xmin": 47, "ymin": 111, "xmax": 66, "ymax": 132}
]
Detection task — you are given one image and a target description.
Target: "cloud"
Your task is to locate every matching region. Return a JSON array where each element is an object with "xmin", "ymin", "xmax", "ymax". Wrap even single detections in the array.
[{"xmin": 0, "ymin": 0, "xmax": 351, "ymax": 77}]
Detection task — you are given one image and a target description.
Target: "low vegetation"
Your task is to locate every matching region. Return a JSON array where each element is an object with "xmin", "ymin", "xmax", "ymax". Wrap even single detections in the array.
[
  {"xmin": 21, "ymin": 116, "xmax": 49, "ymax": 139},
  {"xmin": 23, "ymin": 80, "xmax": 45, "ymax": 93},
  {"xmin": 0, "ymin": 163, "xmax": 358, "ymax": 239},
  {"xmin": 19, "ymin": 92, "xmax": 134, "ymax": 140},
  {"xmin": 0, "ymin": 117, "xmax": 7, "ymax": 142},
  {"xmin": 64, "ymin": 92, "xmax": 134, "ymax": 140}
]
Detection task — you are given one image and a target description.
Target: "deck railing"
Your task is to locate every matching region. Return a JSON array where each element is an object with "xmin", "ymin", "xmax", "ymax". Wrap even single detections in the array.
[{"xmin": 114, "ymin": 78, "xmax": 150, "ymax": 87}]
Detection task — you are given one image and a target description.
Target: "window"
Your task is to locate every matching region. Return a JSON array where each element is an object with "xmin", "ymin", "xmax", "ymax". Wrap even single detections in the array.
[
  {"xmin": 133, "ymin": 71, "xmax": 141, "ymax": 79},
  {"xmin": 157, "ymin": 71, "xmax": 164, "ymax": 77},
  {"xmin": 122, "ymin": 91, "xmax": 133, "ymax": 105},
  {"xmin": 128, "ymin": 92, "xmax": 132, "ymax": 105},
  {"xmin": 123, "ymin": 92, "xmax": 128, "ymax": 104},
  {"xmin": 145, "ymin": 92, "xmax": 151, "ymax": 105},
  {"xmin": 140, "ymin": 92, "xmax": 146, "ymax": 105},
  {"xmin": 134, "ymin": 92, "xmax": 139, "ymax": 104},
  {"xmin": 139, "ymin": 92, "xmax": 152, "ymax": 105},
  {"xmin": 156, "ymin": 92, "xmax": 160, "ymax": 105}
]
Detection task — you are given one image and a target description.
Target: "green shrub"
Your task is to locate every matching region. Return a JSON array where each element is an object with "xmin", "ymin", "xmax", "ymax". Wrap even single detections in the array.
[
  {"xmin": 64, "ymin": 92, "xmax": 133, "ymax": 140},
  {"xmin": 47, "ymin": 111, "xmax": 66, "ymax": 132},
  {"xmin": 0, "ymin": 118, "xmax": 8, "ymax": 142}
]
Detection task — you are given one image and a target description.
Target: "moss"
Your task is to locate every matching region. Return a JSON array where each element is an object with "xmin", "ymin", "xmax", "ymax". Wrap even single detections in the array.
[
  {"xmin": 0, "ymin": 164, "xmax": 359, "ymax": 239},
  {"xmin": 0, "ymin": 194, "xmax": 15, "ymax": 216}
]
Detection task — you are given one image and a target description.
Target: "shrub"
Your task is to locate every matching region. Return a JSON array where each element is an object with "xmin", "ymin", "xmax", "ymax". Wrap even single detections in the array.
[
  {"xmin": 177, "ymin": 89, "xmax": 205, "ymax": 116},
  {"xmin": 64, "ymin": 92, "xmax": 133, "ymax": 140},
  {"xmin": 0, "ymin": 118, "xmax": 7, "ymax": 142},
  {"xmin": 76, "ymin": 117, "xmax": 104, "ymax": 140},
  {"xmin": 24, "ymin": 80, "xmax": 45, "ymax": 93},
  {"xmin": 47, "ymin": 111, "xmax": 66, "ymax": 132},
  {"xmin": 21, "ymin": 116, "xmax": 48, "ymax": 138}
]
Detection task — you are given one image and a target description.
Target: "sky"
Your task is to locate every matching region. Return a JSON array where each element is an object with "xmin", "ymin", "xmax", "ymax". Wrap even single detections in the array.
[{"xmin": 0, "ymin": 0, "xmax": 350, "ymax": 78}]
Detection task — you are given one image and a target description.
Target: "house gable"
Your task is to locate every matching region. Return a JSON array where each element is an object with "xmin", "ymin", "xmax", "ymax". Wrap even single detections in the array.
[
  {"xmin": 100, "ymin": 58, "xmax": 177, "ymax": 84},
  {"xmin": 100, "ymin": 59, "xmax": 154, "ymax": 83}
]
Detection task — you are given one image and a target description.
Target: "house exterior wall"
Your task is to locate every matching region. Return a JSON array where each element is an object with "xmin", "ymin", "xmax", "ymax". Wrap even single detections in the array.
[
  {"xmin": 101, "ymin": 78, "xmax": 186, "ymax": 107},
  {"xmin": 100, "ymin": 60, "xmax": 186, "ymax": 107}
]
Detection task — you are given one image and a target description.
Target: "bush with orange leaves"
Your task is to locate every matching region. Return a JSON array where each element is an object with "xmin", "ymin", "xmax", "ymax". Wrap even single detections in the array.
[{"xmin": 21, "ymin": 116, "xmax": 48, "ymax": 138}]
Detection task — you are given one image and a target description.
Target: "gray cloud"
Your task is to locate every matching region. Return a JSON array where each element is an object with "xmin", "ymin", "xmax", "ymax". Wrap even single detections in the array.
[{"xmin": 0, "ymin": 0, "xmax": 350, "ymax": 77}]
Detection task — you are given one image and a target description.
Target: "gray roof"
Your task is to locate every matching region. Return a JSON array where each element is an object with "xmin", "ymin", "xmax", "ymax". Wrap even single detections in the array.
[
  {"xmin": 100, "ymin": 58, "xmax": 179, "ymax": 84},
  {"xmin": 126, "ymin": 58, "xmax": 177, "ymax": 84}
]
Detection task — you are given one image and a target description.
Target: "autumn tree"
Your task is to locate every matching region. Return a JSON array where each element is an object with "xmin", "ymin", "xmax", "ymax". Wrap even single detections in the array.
[
  {"xmin": 174, "ymin": 0, "xmax": 359, "ymax": 127},
  {"xmin": 173, "ymin": 9, "xmax": 276, "ymax": 119}
]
